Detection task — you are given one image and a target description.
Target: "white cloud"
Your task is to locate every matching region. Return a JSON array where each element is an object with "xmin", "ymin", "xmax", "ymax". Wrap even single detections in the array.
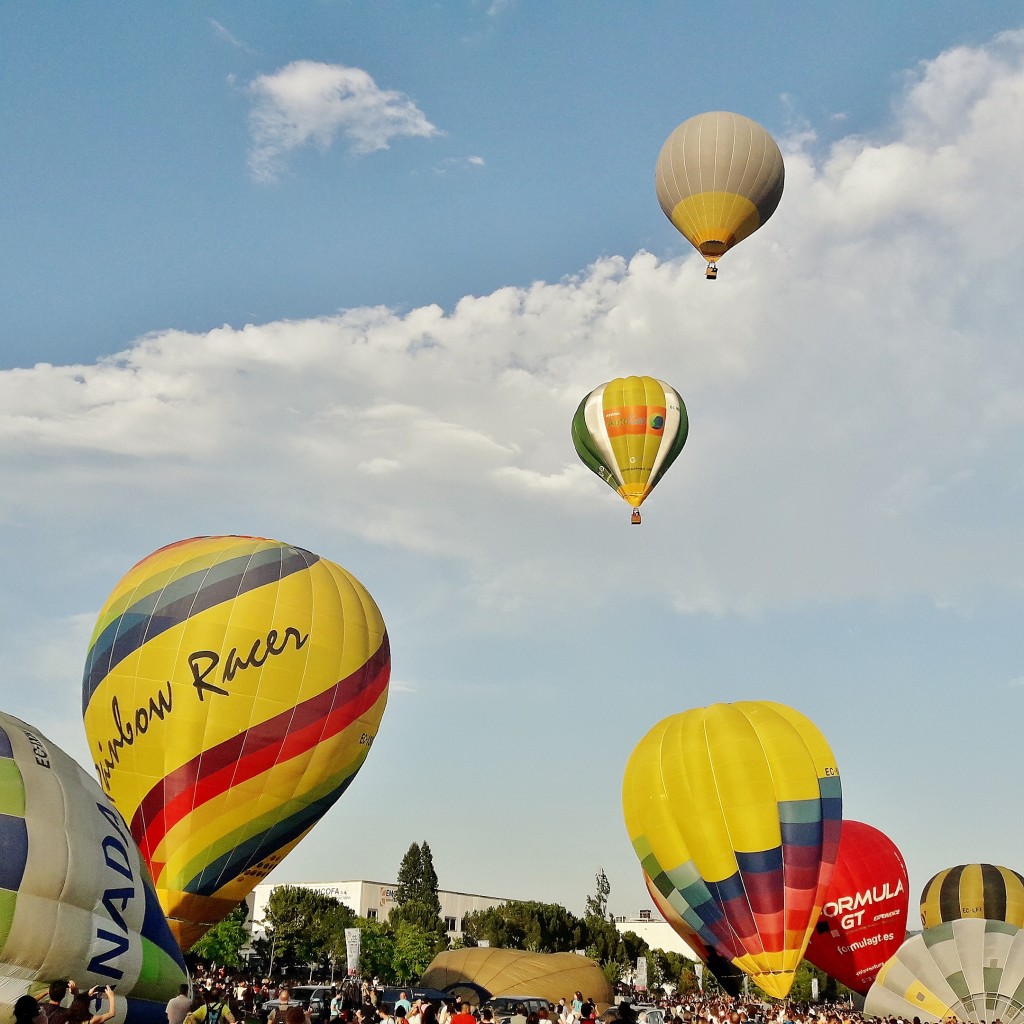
[
  {"xmin": 247, "ymin": 60, "xmax": 441, "ymax": 182},
  {"xmin": 209, "ymin": 18, "xmax": 255, "ymax": 54},
  {"xmin": 4, "ymin": 32, "xmax": 1024, "ymax": 622}
]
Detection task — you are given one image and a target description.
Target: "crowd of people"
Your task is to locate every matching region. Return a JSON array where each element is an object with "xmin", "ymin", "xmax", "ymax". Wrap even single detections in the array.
[
  {"xmin": 6, "ymin": 974, "xmax": 974, "ymax": 1024},
  {"xmin": 159, "ymin": 979, "xmax": 880, "ymax": 1024},
  {"xmin": 12, "ymin": 980, "xmax": 118, "ymax": 1024}
]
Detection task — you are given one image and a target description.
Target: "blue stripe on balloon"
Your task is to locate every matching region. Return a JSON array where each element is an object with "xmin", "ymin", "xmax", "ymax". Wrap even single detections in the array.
[
  {"xmin": 736, "ymin": 846, "xmax": 783, "ymax": 875},
  {"xmin": 140, "ymin": 870, "xmax": 188, "ymax": 972},
  {"xmin": 781, "ymin": 819, "xmax": 823, "ymax": 847},
  {"xmin": 0, "ymin": 813, "xmax": 28, "ymax": 892},
  {"xmin": 0, "ymin": 727, "xmax": 12, "ymax": 759},
  {"xmin": 81, "ymin": 545, "xmax": 318, "ymax": 712},
  {"xmin": 706, "ymin": 870, "xmax": 747, "ymax": 904}
]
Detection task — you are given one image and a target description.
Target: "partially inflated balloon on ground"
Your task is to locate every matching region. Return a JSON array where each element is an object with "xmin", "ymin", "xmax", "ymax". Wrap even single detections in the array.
[
  {"xmin": 0, "ymin": 711, "xmax": 187, "ymax": 1023},
  {"xmin": 623, "ymin": 701, "xmax": 842, "ymax": 999},
  {"xmin": 865, "ymin": 919, "xmax": 1024, "ymax": 1024},
  {"xmin": 655, "ymin": 111, "xmax": 784, "ymax": 278},
  {"xmin": 920, "ymin": 863, "xmax": 1024, "ymax": 930},
  {"xmin": 805, "ymin": 820, "xmax": 909, "ymax": 994},
  {"xmin": 81, "ymin": 536, "xmax": 391, "ymax": 950},
  {"xmin": 572, "ymin": 375, "xmax": 687, "ymax": 523}
]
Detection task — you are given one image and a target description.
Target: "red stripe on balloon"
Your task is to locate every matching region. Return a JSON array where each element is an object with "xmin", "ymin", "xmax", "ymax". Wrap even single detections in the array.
[{"xmin": 133, "ymin": 638, "xmax": 390, "ymax": 862}]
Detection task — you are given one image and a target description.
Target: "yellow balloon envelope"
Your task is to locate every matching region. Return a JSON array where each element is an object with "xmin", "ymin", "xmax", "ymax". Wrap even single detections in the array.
[
  {"xmin": 623, "ymin": 701, "xmax": 842, "ymax": 999},
  {"xmin": 81, "ymin": 536, "xmax": 390, "ymax": 950},
  {"xmin": 655, "ymin": 111, "xmax": 784, "ymax": 277},
  {"xmin": 920, "ymin": 863, "xmax": 1024, "ymax": 930},
  {"xmin": 571, "ymin": 375, "xmax": 688, "ymax": 522}
]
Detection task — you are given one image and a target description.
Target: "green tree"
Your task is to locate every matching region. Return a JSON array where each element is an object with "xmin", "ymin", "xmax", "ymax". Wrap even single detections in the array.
[
  {"xmin": 395, "ymin": 842, "xmax": 423, "ymax": 906},
  {"xmin": 357, "ymin": 918, "xmax": 399, "ymax": 983},
  {"xmin": 395, "ymin": 841, "xmax": 443, "ymax": 917},
  {"xmin": 349, "ymin": 917, "xmax": 440, "ymax": 985},
  {"xmin": 583, "ymin": 868, "xmax": 628, "ymax": 971},
  {"xmin": 391, "ymin": 841, "xmax": 444, "ymax": 939},
  {"xmin": 391, "ymin": 922, "xmax": 438, "ymax": 983},
  {"xmin": 261, "ymin": 886, "xmax": 356, "ymax": 975},
  {"xmin": 463, "ymin": 901, "xmax": 584, "ymax": 953},
  {"xmin": 585, "ymin": 869, "xmax": 611, "ymax": 920},
  {"xmin": 649, "ymin": 949, "xmax": 698, "ymax": 994},
  {"xmin": 190, "ymin": 902, "xmax": 250, "ymax": 967}
]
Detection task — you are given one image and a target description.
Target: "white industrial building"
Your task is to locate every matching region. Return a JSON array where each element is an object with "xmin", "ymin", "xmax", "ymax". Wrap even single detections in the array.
[
  {"xmin": 247, "ymin": 879, "xmax": 507, "ymax": 939},
  {"xmin": 247, "ymin": 882, "xmax": 698, "ymax": 956},
  {"xmin": 613, "ymin": 910, "xmax": 699, "ymax": 959}
]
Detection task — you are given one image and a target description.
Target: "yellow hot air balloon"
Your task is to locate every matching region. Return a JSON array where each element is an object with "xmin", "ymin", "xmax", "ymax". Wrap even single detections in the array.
[
  {"xmin": 571, "ymin": 375, "xmax": 688, "ymax": 524},
  {"xmin": 655, "ymin": 111, "xmax": 785, "ymax": 279},
  {"xmin": 81, "ymin": 535, "xmax": 390, "ymax": 950},
  {"xmin": 920, "ymin": 863, "xmax": 1024, "ymax": 930},
  {"xmin": 622, "ymin": 701, "xmax": 842, "ymax": 999}
]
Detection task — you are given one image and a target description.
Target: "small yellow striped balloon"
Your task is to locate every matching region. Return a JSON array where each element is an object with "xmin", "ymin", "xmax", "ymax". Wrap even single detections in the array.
[
  {"xmin": 571, "ymin": 375, "xmax": 688, "ymax": 520},
  {"xmin": 920, "ymin": 863, "xmax": 1024, "ymax": 929}
]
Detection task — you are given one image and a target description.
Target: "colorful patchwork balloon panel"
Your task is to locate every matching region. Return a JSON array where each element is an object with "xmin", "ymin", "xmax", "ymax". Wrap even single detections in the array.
[
  {"xmin": 0, "ymin": 712, "xmax": 187, "ymax": 1023},
  {"xmin": 623, "ymin": 700, "xmax": 842, "ymax": 999},
  {"xmin": 81, "ymin": 535, "xmax": 390, "ymax": 951},
  {"xmin": 643, "ymin": 871, "xmax": 744, "ymax": 996}
]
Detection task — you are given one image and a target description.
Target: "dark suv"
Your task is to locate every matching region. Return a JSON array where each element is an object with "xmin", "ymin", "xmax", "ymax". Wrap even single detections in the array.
[{"xmin": 262, "ymin": 986, "xmax": 332, "ymax": 1024}]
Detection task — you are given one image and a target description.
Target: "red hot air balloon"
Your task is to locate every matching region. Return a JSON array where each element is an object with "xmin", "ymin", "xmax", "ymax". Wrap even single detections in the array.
[{"xmin": 805, "ymin": 820, "xmax": 909, "ymax": 995}]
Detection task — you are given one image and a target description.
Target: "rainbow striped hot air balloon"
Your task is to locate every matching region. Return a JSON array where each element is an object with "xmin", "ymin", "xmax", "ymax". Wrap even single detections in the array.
[
  {"xmin": 623, "ymin": 701, "xmax": 842, "ymax": 999},
  {"xmin": 572, "ymin": 375, "xmax": 688, "ymax": 524},
  {"xmin": 81, "ymin": 535, "xmax": 390, "ymax": 951}
]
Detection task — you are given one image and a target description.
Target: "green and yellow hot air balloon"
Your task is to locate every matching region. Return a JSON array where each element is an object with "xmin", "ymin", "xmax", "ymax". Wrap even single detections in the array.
[
  {"xmin": 571, "ymin": 375, "xmax": 687, "ymax": 524},
  {"xmin": 656, "ymin": 111, "xmax": 785, "ymax": 279}
]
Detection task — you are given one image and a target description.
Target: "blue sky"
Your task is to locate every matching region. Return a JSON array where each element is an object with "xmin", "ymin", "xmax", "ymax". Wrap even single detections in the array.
[{"xmin": 2, "ymin": 1, "xmax": 1024, "ymax": 928}]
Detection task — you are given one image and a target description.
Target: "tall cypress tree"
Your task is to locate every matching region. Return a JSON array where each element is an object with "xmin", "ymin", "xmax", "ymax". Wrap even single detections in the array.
[
  {"xmin": 417, "ymin": 841, "xmax": 442, "ymax": 917},
  {"xmin": 391, "ymin": 840, "xmax": 444, "ymax": 940},
  {"xmin": 395, "ymin": 842, "xmax": 423, "ymax": 907}
]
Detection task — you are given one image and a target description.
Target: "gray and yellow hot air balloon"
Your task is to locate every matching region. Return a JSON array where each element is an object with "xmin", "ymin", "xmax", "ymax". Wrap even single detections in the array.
[{"xmin": 655, "ymin": 111, "xmax": 784, "ymax": 279}]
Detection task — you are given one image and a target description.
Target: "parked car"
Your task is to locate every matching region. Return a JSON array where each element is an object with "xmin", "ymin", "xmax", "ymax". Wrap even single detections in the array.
[
  {"xmin": 633, "ymin": 1008, "xmax": 665, "ymax": 1024},
  {"xmin": 600, "ymin": 1003, "xmax": 663, "ymax": 1024},
  {"xmin": 262, "ymin": 986, "xmax": 332, "ymax": 1024},
  {"xmin": 378, "ymin": 988, "xmax": 451, "ymax": 1009},
  {"xmin": 483, "ymin": 997, "xmax": 553, "ymax": 1020}
]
